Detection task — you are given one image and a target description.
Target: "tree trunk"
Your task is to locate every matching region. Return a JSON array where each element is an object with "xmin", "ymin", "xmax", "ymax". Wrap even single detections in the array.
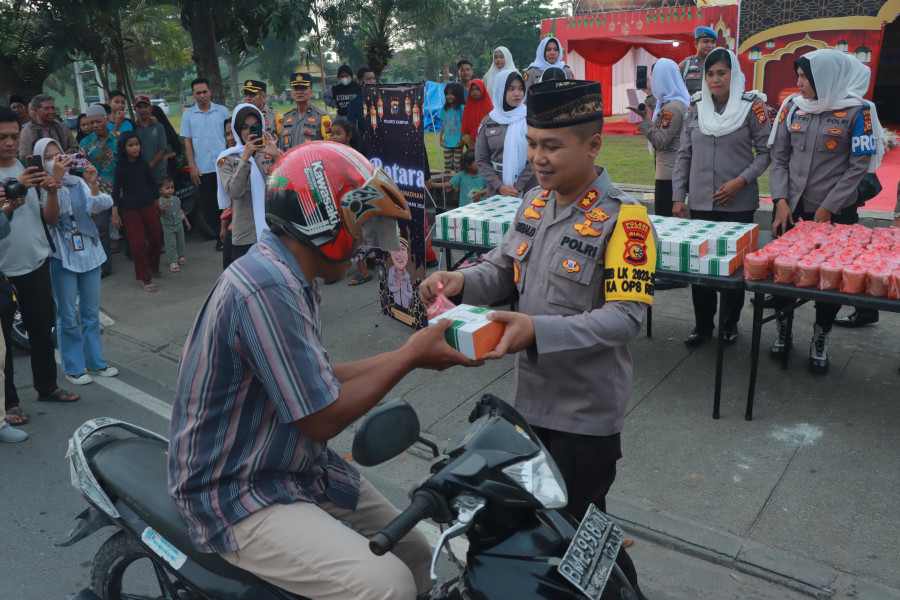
[{"xmin": 184, "ymin": 1, "xmax": 225, "ymax": 104}]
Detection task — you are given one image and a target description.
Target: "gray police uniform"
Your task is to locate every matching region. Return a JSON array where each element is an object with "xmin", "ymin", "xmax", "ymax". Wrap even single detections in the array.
[
  {"xmin": 523, "ymin": 65, "xmax": 573, "ymax": 92},
  {"xmin": 637, "ymin": 99, "xmax": 687, "ymax": 181},
  {"xmin": 460, "ymin": 169, "xmax": 648, "ymax": 437},
  {"xmin": 217, "ymin": 152, "xmax": 277, "ymax": 246},
  {"xmin": 769, "ymin": 102, "xmax": 871, "ymax": 216},
  {"xmin": 279, "ymin": 104, "xmax": 332, "ymax": 152},
  {"xmin": 474, "ymin": 116, "xmax": 538, "ymax": 197},
  {"xmin": 262, "ymin": 106, "xmax": 283, "ymax": 138},
  {"xmin": 678, "ymin": 56, "xmax": 704, "ymax": 95},
  {"xmin": 672, "ymin": 92, "xmax": 772, "ymax": 213}
]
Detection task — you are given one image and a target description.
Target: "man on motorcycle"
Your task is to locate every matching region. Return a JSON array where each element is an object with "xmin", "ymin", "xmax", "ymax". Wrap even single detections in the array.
[{"xmin": 168, "ymin": 141, "xmax": 480, "ymax": 600}]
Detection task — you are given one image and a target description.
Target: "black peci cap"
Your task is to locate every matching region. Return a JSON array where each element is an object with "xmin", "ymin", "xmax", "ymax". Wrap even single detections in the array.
[{"xmin": 526, "ymin": 80, "xmax": 603, "ymax": 129}]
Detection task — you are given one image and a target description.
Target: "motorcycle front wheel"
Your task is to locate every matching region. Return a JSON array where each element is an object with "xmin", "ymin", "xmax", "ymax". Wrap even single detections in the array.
[{"xmin": 91, "ymin": 531, "xmax": 197, "ymax": 600}]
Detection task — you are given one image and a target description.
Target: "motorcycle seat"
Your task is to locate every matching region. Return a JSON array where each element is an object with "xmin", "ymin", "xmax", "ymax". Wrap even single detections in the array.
[{"xmin": 90, "ymin": 436, "xmax": 257, "ymax": 581}]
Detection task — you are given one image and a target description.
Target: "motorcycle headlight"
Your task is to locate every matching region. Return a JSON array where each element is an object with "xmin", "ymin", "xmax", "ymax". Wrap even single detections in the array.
[{"xmin": 501, "ymin": 448, "xmax": 568, "ymax": 509}]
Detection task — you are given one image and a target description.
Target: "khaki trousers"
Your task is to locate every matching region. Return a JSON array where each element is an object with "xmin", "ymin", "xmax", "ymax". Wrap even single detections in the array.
[{"xmin": 219, "ymin": 477, "xmax": 433, "ymax": 600}]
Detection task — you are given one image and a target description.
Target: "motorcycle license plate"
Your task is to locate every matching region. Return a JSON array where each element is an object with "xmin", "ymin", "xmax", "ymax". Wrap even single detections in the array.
[{"xmin": 558, "ymin": 504, "xmax": 624, "ymax": 600}]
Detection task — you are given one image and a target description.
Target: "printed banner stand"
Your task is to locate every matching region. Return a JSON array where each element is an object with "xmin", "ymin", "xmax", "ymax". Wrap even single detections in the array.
[{"xmin": 362, "ymin": 83, "xmax": 428, "ymax": 329}]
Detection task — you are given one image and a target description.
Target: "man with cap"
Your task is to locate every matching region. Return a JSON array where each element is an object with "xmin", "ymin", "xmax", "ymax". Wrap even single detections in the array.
[
  {"xmin": 330, "ymin": 65, "xmax": 362, "ymax": 118},
  {"xmin": 133, "ymin": 95, "xmax": 168, "ymax": 181},
  {"xmin": 242, "ymin": 79, "xmax": 282, "ymax": 138},
  {"xmin": 420, "ymin": 81, "xmax": 653, "ymax": 593},
  {"xmin": 679, "ymin": 27, "xmax": 718, "ymax": 95},
  {"xmin": 279, "ymin": 72, "xmax": 333, "ymax": 152}
]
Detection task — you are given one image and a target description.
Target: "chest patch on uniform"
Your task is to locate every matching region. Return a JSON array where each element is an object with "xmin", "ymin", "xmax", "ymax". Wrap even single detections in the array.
[
  {"xmin": 486, "ymin": 127, "xmax": 500, "ymax": 136},
  {"xmin": 603, "ymin": 204, "xmax": 655, "ymax": 305},
  {"xmin": 577, "ymin": 188, "xmax": 600, "ymax": 210},
  {"xmin": 286, "ymin": 118, "xmax": 293, "ymax": 124},
  {"xmin": 791, "ymin": 122, "xmax": 802, "ymax": 131},
  {"xmin": 515, "ymin": 221, "xmax": 536, "ymax": 237},
  {"xmin": 751, "ymin": 102, "xmax": 767, "ymax": 124},
  {"xmin": 524, "ymin": 206, "xmax": 542, "ymax": 219},
  {"xmin": 560, "ymin": 235, "xmax": 599, "ymax": 259},
  {"xmin": 541, "ymin": 190, "xmax": 550, "ymax": 198},
  {"xmin": 833, "ymin": 111, "xmax": 848, "ymax": 118},
  {"xmin": 661, "ymin": 110, "xmax": 674, "ymax": 129},
  {"xmin": 303, "ymin": 128, "xmax": 314, "ymax": 136},
  {"xmin": 516, "ymin": 242, "xmax": 528, "ymax": 256},
  {"xmin": 513, "ymin": 261, "xmax": 520, "ymax": 283},
  {"xmin": 562, "ymin": 258, "xmax": 581, "ymax": 273},
  {"xmin": 825, "ymin": 139, "xmax": 838, "ymax": 150},
  {"xmin": 827, "ymin": 127, "xmax": 842, "ymax": 136},
  {"xmin": 778, "ymin": 106, "xmax": 788, "ymax": 124},
  {"xmin": 531, "ymin": 197, "xmax": 547, "ymax": 208},
  {"xmin": 585, "ymin": 207, "xmax": 610, "ymax": 223},
  {"xmin": 306, "ymin": 116, "xmax": 317, "ymax": 123},
  {"xmin": 216, "ymin": 157, "xmax": 226, "ymax": 168},
  {"xmin": 574, "ymin": 220, "xmax": 602, "ymax": 237}
]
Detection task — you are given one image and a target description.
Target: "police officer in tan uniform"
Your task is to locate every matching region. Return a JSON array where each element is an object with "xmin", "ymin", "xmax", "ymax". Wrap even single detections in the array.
[
  {"xmin": 678, "ymin": 27, "xmax": 718, "ymax": 95},
  {"xmin": 523, "ymin": 37, "xmax": 573, "ymax": 92},
  {"xmin": 242, "ymin": 79, "xmax": 282, "ymax": 138},
  {"xmin": 422, "ymin": 82, "xmax": 654, "ymax": 597},
  {"xmin": 279, "ymin": 72, "xmax": 332, "ymax": 152}
]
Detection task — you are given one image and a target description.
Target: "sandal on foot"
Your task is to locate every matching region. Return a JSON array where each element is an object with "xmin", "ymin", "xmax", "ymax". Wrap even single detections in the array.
[
  {"xmin": 178, "ymin": 257, "xmax": 187, "ymax": 265},
  {"xmin": 110, "ymin": 241, "xmax": 120, "ymax": 254},
  {"xmin": 142, "ymin": 280, "xmax": 158, "ymax": 292},
  {"xmin": 38, "ymin": 388, "xmax": 79, "ymax": 403},
  {"xmin": 169, "ymin": 263, "xmax": 180, "ymax": 272},
  {"xmin": 348, "ymin": 274, "xmax": 373, "ymax": 286},
  {"xmin": 4, "ymin": 406, "xmax": 28, "ymax": 425}
]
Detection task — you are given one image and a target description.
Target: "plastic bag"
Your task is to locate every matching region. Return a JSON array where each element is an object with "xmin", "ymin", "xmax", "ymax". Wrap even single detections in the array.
[
  {"xmin": 773, "ymin": 254, "xmax": 799, "ymax": 284},
  {"xmin": 743, "ymin": 251, "xmax": 769, "ymax": 280},
  {"xmin": 426, "ymin": 282, "xmax": 457, "ymax": 320},
  {"xmin": 840, "ymin": 264, "xmax": 867, "ymax": 294},
  {"xmin": 794, "ymin": 257, "xmax": 820, "ymax": 287},
  {"xmin": 818, "ymin": 261, "xmax": 843, "ymax": 290},
  {"xmin": 888, "ymin": 269, "xmax": 900, "ymax": 300}
]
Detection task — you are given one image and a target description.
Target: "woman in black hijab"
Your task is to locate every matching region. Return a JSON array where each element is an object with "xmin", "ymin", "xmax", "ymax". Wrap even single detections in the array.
[{"xmin": 151, "ymin": 105, "xmax": 182, "ymax": 177}]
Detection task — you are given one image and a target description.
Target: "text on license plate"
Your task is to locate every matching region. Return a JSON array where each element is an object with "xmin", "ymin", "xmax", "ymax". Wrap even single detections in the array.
[{"xmin": 557, "ymin": 504, "xmax": 624, "ymax": 600}]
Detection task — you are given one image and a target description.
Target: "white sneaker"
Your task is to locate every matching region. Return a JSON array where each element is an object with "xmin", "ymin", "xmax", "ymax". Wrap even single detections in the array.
[
  {"xmin": 87, "ymin": 366, "xmax": 118, "ymax": 377},
  {"xmin": 0, "ymin": 424, "xmax": 28, "ymax": 443},
  {"xmin": 66, "ymin": 372, "xmax": 93, "ymax": 385}
]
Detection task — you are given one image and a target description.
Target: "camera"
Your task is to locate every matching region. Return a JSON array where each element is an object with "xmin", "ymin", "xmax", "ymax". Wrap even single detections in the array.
[{"xmin": 1, "ymin": 178, "xmax": 28, "ymax": 201}]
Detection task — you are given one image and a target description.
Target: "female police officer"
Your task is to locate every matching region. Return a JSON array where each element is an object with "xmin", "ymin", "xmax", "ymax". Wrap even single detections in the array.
[
  {"xmin": 768, "ymin": 49, "xmax": 884, "ymax": 373},
  {"xmin": 672, "ymin": 48, "xmax": 771, "ymax": 346}
]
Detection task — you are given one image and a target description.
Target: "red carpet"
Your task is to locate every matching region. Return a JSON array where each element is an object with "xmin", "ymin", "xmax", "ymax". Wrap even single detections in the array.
[{"xmin": 603, "ymin": 120, "xmax": 639, "ymax": 135}]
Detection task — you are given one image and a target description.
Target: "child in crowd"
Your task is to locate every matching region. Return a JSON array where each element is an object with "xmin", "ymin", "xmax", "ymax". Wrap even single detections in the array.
[
  {"xmin": 112, "ymin": 131, "xmax": 163, "ymax": 292},
  {"xmin": 450, "ymin": 150, "xmax": 487, "ymax": 206},
  {"xmin": 330, "ymin": 119, "xmax": 374, "ymax": 285},
  {"xmin": 330, "ymin": 119, "xmax": 361, "ymax": 151},
  {"xmin": 157, "ymin": 175, "xmax": 190, "ymax": 272},
  {"xmin": 439, "ymin": 83, "xmax": 465, "ymax": 178}
]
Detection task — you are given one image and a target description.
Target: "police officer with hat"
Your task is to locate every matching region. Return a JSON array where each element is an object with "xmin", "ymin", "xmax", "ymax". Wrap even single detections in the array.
[
  {"xmin": 679, "ymin": 27, "xmax": 718, "ymax": 95},
  {"xmin": 242, "ymin": 79, "xmax": 282, "ymax": 138},
  {"xmin": 422, "ymin": 79, "xmax": 654, "ymax": 598},
  {"xmin": 279, "ymin": 72, "xmax": 332, "ymax": 152}
]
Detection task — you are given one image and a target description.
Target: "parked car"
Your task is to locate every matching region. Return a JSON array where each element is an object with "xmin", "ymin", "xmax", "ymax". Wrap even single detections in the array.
[{"xmin": 150, "ymin": 99, "xmax": 170, "ymax": 115}]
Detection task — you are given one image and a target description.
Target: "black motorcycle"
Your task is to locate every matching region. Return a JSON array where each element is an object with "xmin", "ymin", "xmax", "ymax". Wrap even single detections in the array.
[{"xmin": 62, "ymin": 395, "xmax": 638, "ymax": 599}]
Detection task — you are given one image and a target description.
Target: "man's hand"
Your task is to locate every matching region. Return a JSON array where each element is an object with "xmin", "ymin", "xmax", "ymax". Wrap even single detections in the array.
[
  {"xmin": 219, "ymin": 222, "xmax": 228, "ymax": 243},
  {"xmin": 480, "ymin": 311, "xmax": 535, "ymax": 360},
  {"xmin": 402, "ymin": 319, "xmax": 483, "ymax": 370},
  {"xmin": 420, "ymin": 270, "xmax": 464, "ymax": 306},
  {"xmin": 672, "ymin": 201, "xmax": 688, "ymax": 219},
  {"xmin": 813, "ymin": 205, "xmax": 832, "ymax": 223},
  {"xmin": 113, "ymin": 110, "xmax": 125, "ymax": 128},
  {"xmin": 713, "ymin": 176, "xmax": 745, "ymax": 206},
  {"xmin": 112, "ymin": 208, "xmax": 123, "ymax": 230},
  {"xmin": 498, "ymin": 185, "xmax": 520, "ymax": 198},
  {"xmin": 189, "ymin": 164, "xmax": 201, "ymax": 186},
  {"xmin": 17, "ymin": 166, "xmax": 45, "ymax": 188},
  {"xmin": 771, "ymin": 199, "xmax": 794, "ymax": 236},
  {"xmin": 0, "ymin": 188, "xmax": 25, "ymax": 218},
  {"xmin": 626, "ymin": 105, "xmax": 649, "ymax": 120}
]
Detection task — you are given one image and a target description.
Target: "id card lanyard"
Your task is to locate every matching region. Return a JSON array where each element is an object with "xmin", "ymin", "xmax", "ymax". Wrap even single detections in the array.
[{"xmin": 68, "ymin": 200, "xmax": 85, "ymax": 252}]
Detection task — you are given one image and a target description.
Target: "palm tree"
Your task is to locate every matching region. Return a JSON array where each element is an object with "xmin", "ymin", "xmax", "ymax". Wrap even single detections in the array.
[{"xmin": 0, "ymin": 3, "xmax": 74, "ymax": 99}]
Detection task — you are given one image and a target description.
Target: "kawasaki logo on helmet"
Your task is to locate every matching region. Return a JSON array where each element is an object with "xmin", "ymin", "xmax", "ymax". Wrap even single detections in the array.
[{"xmin": 302, "ymin": 160, "xmax": 341, "ymax": 236}]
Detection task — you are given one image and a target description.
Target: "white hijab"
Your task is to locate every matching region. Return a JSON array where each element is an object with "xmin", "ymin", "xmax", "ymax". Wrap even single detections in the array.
[
  {"xmin": 650, "ymin": 58, "xmax": 691, "ymax": 120},
  {"xmin": 34, "ymin": 138, "xmax": 80, "ymax": 186},
  {"xmin": 216, "ymin": 103, "xmax": 269, "ymax": 241},
  {"xmin": 697, "ymin": 49, "xmax": 765, "ymax": 137},
  {"xmin": 766, "ymin": 49, "xmax": 884, "ymax": 172},
  {"xmin": 484, "ymin": 46, "xmax": 516, "ymax": 104},
  {"xmin": 487, "ymin": 71, "xmax": 528, "ymax": 188},
  {"xmin": 528, "ymin": 37, "xmax": 567, "ymax": 72}
]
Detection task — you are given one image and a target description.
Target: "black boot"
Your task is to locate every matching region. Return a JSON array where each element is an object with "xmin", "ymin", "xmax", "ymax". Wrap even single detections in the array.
[
  {"xmin": 684, "ymin": 327, "xmax": 713, "ymax": 347},
  {"xmin": 770, "ymin": 317, "xmax": 792, "ymax": 358},
  {"xmin": 809, "ymin": 324, "xmax": 830, "ymax": 374},
  {"xmin": 833, "ymin": 308, "xmax": 878, "ymax": 328}
]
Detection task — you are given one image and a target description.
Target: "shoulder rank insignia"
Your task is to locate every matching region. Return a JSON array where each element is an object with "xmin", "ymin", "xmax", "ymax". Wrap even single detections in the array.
[
  {"xmin": 524, "ymin": 206, "xmax": 542, "ymax": 220},
  {"xmin": 585, "ymin": 207, "xmax": 610, "ymax": 222},
  {"xmin": 531, "ymin": 197, "xmax": 547, "ymax": 208},
  {"xmin": 578, "ymin": 188, "xmax": 600, "ymax": 210},
  {"xmin": 541, "ymin": 190, "xmax": 550, "ymax": 198},
  {"xmin": 574, "ymin": 219, "xmax": 602, "ymax": 237}
]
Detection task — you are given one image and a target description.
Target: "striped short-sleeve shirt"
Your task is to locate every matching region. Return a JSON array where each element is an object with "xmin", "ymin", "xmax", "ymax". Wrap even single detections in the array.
[{"xmin": 168, "ymin": 230, "xmax": 359, "ymax": 553}]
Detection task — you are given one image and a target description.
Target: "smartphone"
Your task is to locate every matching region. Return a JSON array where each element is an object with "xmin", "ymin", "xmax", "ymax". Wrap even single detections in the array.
[
  {"xmin": 249, "ymin": 122, "xmax": 263, "ymax": 142},
  {"xmin": 66, "ymin": 153, "xmax": 89, "ymax": 169},
  {"xmin": 25, "ymin": 154, "xmax": 43, "ymax": 171},
  {"xmin": 636, "ymin": 65, "xmax": 648, "ymax": 90}
]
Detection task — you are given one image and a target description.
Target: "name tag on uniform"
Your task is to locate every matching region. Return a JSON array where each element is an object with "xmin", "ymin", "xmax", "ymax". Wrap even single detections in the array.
[{"xmin": 72, "ymin": 232, "xmax": 85, "ymax": 252}]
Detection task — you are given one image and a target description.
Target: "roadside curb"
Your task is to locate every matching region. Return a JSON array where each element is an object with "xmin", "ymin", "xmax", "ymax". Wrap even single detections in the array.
[{"xmin": 607, "ymin": 496, "xmax": 900, "ymax": 599}]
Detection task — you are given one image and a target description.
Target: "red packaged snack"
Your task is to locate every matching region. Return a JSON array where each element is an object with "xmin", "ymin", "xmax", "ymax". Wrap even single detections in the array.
[
  {"xmin": 794, "ymin": 257, "xmax": 820, "ymax": 287},
  {"xmin": 743, "ymin": 251, "xmax": 769, "ymax": 280},
  {"xmin": 866, "ymin": 265, "xmax": 892, "ymax": 297},
  {"xmin": 426, "ymin": 282, "xmax": 457, "ymax": 320},
  {"xmin": 818, "ymin": 261, "xmax": 844, "ymax": 290},
  {"xmin": 773, "ymin": 254, "xmax": 798, "ymax": 284},
  {"xmin": 840, "ymin": 264, "xmax": 867, "ymax": 294}
]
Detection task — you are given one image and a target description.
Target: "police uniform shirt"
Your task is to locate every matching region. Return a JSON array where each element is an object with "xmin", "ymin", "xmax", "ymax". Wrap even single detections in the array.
[
  {"xmin": 672, "ymin": 93, "xmax": 772, "ymax": 213},
  {"xmin": 217, "ymin": 152, "xmax": 277, "ymax": 245},
  {"xmin": 279, "ymin": 104, "xmax": 332, "ymax": 152},
  {"xmin": 637, "ymin": 99, "xmax": 687, "ymax": 181},
  {"xmin": 262, "ymin": 106, "xmax": 283, "ymax": 138},
  {"xmin": 523, "ymin": 65, "xmax": 573, "ymax": 92},
  {"xmin": 460, "ymin": 169, "xmax": 649, "ymax": 437},
  {"xmin": 769, "ymin": 103, "xmax": 873, "ymax": 215},
  {"xmin": 474, "ymin": 116, "xmax": 538, "ymax": 197},
  {"xmin": 679, "ymin": 56, "xmax": 704, "ymax": 95}
]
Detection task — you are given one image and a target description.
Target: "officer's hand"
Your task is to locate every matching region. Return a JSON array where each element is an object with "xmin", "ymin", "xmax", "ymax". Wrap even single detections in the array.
[
  {"xmin": 713, "ymin": 176, "xmax": 745, "ymax": 205},
  {"xmin": 626, "ymin": 105, "xmax": 648, "ymax": 120},
  {"xmin": 403, "ymin": 319, "xmax": 484, "ymax": 370},
  {"xmin": 262, "ymin": 132, "xmax": 281, "ymax": 158},
  {"xmin": 771, "ymin": 199, "xmax": 794, "ymax": 236},
  {"xmin": 813, "ymin": 206, "xmax": 832, "ymax": 224},
  {"xmin": 420, "ymin": 271, "xmax": 464, "ymax": 306},
  {"xmin": 498, "ymin": 185, "xmax": 520, "ymax": 198},
  {"xmin": 672, "ymin": 201, "xmax": 688, "ymax": 219},
  {"xmin": 480, "ymin": 311, "xmax": 535, "ymax": 360}
]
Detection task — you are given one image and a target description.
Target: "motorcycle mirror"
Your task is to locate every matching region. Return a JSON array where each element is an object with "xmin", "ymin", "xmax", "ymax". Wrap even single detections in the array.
[{"xmin": 352, "ymin": 399, "xmax": 420, "ymax": 467}]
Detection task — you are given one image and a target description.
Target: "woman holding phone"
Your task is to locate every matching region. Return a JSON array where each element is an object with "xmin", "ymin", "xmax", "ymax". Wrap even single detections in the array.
[{"xmin": 216, "ymin": 103, "xmax": 281, "ymax": 267}]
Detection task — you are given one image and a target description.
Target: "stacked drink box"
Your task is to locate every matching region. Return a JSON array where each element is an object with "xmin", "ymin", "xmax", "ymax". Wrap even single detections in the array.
[
  {"xmin": 651, "ymin": 216, "xmax": 759, "ymax": 276},
  {"xmin": 434, "ymin": 196, "xmax": 522, "ymax": 247}
]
